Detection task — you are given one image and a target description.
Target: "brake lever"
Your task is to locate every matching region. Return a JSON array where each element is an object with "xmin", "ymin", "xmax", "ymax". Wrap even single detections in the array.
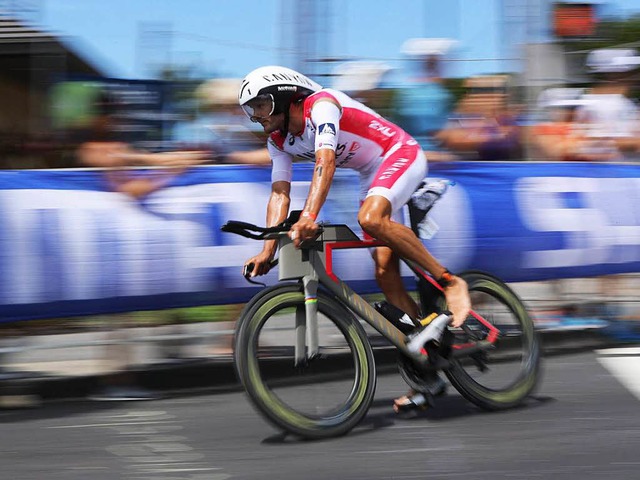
[
  {"xmin": 243, "ymin": 263, "xmax": 266, "ymax": 287},
  {"xmin": 242, "ymin": 259, "xmax": 279, "ymax": 287}
]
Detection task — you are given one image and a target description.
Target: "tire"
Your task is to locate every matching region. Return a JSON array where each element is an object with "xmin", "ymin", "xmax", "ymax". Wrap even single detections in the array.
[
  {"xmin": 234, "ymin": 283, "xmax": 377, "ymax": 439},
  {"xmin": 436, "ymin": 271, "xmax": 541, "ymax": 410}
]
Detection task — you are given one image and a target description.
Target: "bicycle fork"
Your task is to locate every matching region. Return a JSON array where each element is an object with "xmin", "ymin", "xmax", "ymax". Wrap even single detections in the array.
[{"xmin": 295, "ymin": 273, "xmax": 320, "ymax": 367}]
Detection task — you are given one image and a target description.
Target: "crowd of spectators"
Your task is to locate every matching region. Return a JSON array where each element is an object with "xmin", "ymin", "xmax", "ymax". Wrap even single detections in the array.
[
  {"xmin": 163, "ymin": 43, "xmax": 640, "ymax": 166},
  {"xmin": 1, "ymin": 43, "xmax": 640, "ymax": 170},
  {"xmin": 392, "ymin": 43, "xmax": 640, "ymax": 164}
]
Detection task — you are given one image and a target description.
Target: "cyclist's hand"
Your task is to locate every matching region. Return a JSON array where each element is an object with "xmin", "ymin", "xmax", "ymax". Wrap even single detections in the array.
[
  {"xmin": 289, "ymin": 217, "xmax": 320, "ymax": 248},
  {"xmin": 244, "ymin": 251, "xmax": 274, "ymax": 277},
  {"xmin": 443, "ymin": 276, "xmax": 471, "ymax": 328}
]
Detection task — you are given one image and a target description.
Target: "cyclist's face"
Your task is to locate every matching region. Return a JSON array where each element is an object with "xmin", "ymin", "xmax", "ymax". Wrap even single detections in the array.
[
  {"xmin": 246, "ymin": 96, "xmax": 273, "ymax": 120},
  {"xmin": 244, "ymin": 95, "xmax": 283, "ymax": 133}
]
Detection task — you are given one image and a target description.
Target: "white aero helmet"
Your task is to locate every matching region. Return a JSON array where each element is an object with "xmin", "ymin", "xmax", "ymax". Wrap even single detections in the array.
[{"xmin": 238, "ymin": 66, "xmax": 322, "ymax": 122}]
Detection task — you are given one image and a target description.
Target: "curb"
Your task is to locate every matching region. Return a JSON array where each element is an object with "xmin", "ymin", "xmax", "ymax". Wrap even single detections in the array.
[{"xmin": 0, "ymin": 328, "xmax": 628, "ymax": 406}]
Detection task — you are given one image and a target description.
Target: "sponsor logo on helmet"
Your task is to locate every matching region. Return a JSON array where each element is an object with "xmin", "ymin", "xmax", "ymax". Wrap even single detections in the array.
[
  {"xmin": 278, "ymin": 86, "xmax": 297, "ymax": 91},
  {"xmin": 261, "ymin": 72, "xmax": 315, "ymax": 88},
  {"xmin": 318, "ymin": 123, "xmax": 336, "ymax": 135}
]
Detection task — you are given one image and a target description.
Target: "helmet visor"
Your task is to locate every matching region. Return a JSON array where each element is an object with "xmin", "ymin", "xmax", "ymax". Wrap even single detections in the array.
[{"xmin": 241, "ymin": 93, "xmax": 275, "ymax": 122}]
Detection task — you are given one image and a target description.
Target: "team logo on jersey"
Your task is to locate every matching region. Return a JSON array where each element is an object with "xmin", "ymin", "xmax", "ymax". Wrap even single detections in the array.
[
  {"xmin": 318, "ymin": 123, "xmax": 336, "ymax": 136},
  {"xmin": 349, "ymin": 142, "xmax": 361, "ymax": 152},
  {"xmin": 378, "ymin": 158, "xmax": 410, "ymax": 180},
  {"xmin": 369, "ymin": 120, "xmax": 396, "ymax": 138}
]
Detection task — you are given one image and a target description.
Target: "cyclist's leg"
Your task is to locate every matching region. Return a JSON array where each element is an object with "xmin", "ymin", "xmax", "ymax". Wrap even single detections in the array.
[
  {"xmin": 357, "ymin": 151, "xmax": 422, "ymax": 319},
  {"xmin": 365, "ymin": 209, "xmax": 447, "ymax": 410},
  {"xmin": 358, "ymin": 143, "xmax": 432, "ymax": 319},
  {"xmin": 358, "ymin": 144, "xmax": 444, "ymax": 281},
  {"xmin": 358, "ymin": 145, "xmax": 470, "ymax": 328},
  {"xmin": 372, "ymin": 245, "xmax": 419, "ymax": 319},
  {"xmin": 359, "ymin": 195, "xmax": 438, "ymax": 271},
  {"xmin": 373, "ymin": 246, "xmax": 435, "ymax": 410},
  {"xmin": 358, "ymin": 144, "xmax": 447, "ymax": 410}
]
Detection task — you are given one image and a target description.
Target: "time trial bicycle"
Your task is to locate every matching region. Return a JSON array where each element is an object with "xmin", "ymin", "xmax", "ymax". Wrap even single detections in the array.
[{"xmin": 222, "ymin": 204, "xmax": 540, "ymax": 439}]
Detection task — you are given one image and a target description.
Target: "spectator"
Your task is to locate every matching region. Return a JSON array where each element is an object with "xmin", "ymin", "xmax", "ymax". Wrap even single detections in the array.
[
  {"xmin": 436, "ymin": 75, "xmax": 523, "ymax": 161},
  {"xmin": 77, "ymin": 91, "xmax": 206, "ymax": 199},
  {"xmin": 530, "ymin": 87, "xmax": 594, "ymax": 162},
  {"xmin": 571, "ymin": 48, "xmax": 640, "ymax": 162},
  {"xmin": 396, "ymin": 38, "xmax": 457, "ymax": 161},
  {"xmin": 189, "ymin": 78, "xmax": 270, "ymax": 165}
]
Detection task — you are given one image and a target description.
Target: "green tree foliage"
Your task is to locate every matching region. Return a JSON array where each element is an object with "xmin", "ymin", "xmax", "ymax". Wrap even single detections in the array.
[{"xmin": 560, "ymin": 14, "xmax": 640, "ymax": 67}]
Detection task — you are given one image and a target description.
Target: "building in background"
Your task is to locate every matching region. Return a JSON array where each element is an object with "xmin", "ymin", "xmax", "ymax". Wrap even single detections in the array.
[{"xmin": 0, "ymin": 11, "xmax": 105, "ymax": 167}]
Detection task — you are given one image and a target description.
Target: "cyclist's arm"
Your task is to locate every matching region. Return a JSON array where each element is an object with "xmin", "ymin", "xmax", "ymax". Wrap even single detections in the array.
[
  {"xmin": 304, "ymin": 99, "xmax": 342, "ymax": 217},
  {"xmin": 263, "ymin": 140, "xmax": 292, "ymax": 257},
  {"xmin": 262, "ymin": 180, "xmax": 291, "ymax": 258},
  {"xmin": 304, "ymin": 148, "xmax": 336, "ymax": 217}
]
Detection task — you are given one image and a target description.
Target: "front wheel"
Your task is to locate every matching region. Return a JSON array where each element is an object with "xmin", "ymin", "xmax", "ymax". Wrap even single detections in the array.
[
  {"xmin": 234, "ymin": 283, "xmax": 377, "ymax": 439},
  {"xmin": 439, "ymin": 271, "xmax": 541, "ymax": 410}
]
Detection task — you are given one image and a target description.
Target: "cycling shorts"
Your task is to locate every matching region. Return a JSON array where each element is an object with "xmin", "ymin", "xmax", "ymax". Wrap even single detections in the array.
[{"xmin": 360, "ymin": 139, "xmax": 427, "ymax": 223}]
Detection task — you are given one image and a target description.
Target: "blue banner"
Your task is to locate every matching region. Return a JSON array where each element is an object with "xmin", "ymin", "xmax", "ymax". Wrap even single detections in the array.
[{"xmin": 0, "ymin": 162, "xmax": 639, "ymax": 322}]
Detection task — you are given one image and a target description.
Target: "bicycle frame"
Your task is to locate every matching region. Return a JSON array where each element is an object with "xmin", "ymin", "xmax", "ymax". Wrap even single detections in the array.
[{"xmin": 276, "ymin": 224, "xmax": 500, "ymax": 369}]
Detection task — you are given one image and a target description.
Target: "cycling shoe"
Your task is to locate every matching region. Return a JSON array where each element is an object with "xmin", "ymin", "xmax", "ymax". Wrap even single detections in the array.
[{"xmin": 393, "ymin": 392, "xmax": 433, "ymax": 413}]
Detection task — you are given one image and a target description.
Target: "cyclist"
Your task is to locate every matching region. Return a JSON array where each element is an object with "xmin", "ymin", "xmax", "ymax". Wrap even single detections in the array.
[{"xmin": 239, "ymin": 65, "xmax": 471, "ymax": 411}]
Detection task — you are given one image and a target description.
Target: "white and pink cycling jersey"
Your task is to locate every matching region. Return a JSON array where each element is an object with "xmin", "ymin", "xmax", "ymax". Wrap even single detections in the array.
[{"xmin": 267, "ymin": 88, "xmax": 427, "ymax": 215}]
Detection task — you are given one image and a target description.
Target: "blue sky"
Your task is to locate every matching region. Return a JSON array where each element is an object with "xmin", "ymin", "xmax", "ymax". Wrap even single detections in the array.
[{"xmin": 26, "ymin": 0, "xmax": 640, "ymax": 83}]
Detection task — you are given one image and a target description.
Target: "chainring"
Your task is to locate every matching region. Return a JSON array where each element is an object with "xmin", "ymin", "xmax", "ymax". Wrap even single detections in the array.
[{"xmin": 397, "ymin": 355, "xmax": 430, "ymax": 392}]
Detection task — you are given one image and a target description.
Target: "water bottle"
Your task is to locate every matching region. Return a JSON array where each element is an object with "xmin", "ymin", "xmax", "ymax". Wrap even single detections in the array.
[
  {"xmin": 410, "ymin": 179, "xmax": 455, "ymax": 239},
  {"xmin": 406, "ymin": 312, "xmax": 452, "ymax": 354},
  {"xmin": 410, "ymin": 179, "xmax": 455, "ymax": 212}
]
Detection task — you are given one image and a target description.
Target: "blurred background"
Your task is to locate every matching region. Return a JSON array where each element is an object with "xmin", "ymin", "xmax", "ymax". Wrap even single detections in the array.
[
  {"xmin": 1, "ymin": 0, "xmax": 640, "ymax": 403},
  {"xmin": 1, "ymin": 0, "xmax": 640, "ymax": 167}
]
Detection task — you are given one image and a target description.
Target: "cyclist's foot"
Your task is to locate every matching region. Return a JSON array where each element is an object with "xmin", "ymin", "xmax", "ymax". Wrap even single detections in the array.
[
  {"xmin": 393, "ymin": 373, "xmax": 446, "ymax": 413},
  {"xmin": 423, "ymin": 371, "xmax": 447, "ymax": 397},
  {"xmin": 393, "ymin": 391, "xmax": 432, "ymax": 413}
]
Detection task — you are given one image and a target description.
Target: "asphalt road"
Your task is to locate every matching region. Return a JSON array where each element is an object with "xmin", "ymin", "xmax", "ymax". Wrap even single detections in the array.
[{"xmin": 1, "ymin": 348, "xmax": 639, "ymax": 480}]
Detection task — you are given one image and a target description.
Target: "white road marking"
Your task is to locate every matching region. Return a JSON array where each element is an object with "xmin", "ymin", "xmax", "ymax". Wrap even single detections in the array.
[
  {"xmin": 129, "ymin": 467, "xmax": 222, "ymax": 473},
  {"xmin": 48, "ymin": 420, "xmax": 170, "ymax": 429},
  {"xmin": 596, "ymin": 347, "xmax": 640, "ymax": 401},
  {"xmin": 354, "ymin": 446, "xmax": 458, "ymax": 454},
  {"xmin": 596, "ymin": 347, "xmax": 640, "ymax": 356},
  {"xmin": 47, "ymin": 409, "xmax": 231, "ymax": 479},
  {"xmin": 387, "ymin": 424, "xmax": 439, "ymax": 429}
]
